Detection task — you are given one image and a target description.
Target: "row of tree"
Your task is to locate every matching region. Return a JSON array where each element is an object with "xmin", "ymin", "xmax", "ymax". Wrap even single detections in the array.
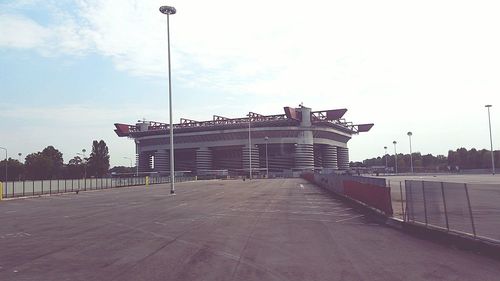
[
  {"xmin": 353, "ymin": 147, "xmax": 499, "ymax": 172},
  {"xmin": 0, "ymin": 140, "xmax": 111, "ymax": 181}
]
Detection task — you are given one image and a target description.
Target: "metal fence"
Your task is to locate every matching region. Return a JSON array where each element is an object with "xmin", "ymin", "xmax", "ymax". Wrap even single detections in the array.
[
  {"xmin": 307, "ymin": 173, "xmax": 392, "ymax": 215},
  {"xmin": 1, "ymin": 176, "xmax": 196, "ymax": 199},
  {"xmin": 404, "ymin": 180, "xmax": 500, "ymax": 243}
]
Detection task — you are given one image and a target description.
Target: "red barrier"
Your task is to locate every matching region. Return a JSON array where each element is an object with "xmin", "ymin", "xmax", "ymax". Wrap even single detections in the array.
[
  {"xmin": 343, "ymin": 180, "xmax": 393, "ymax": 215},
  {"xmin": 301, "ymin": 172, "xmax": 315, "ymax": 183}
]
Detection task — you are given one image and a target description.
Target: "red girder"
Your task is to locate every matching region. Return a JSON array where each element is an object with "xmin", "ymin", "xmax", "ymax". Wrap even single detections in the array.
[{"xmin": 114, "ymin": 106, "xmax": 373, "ymax": 137}]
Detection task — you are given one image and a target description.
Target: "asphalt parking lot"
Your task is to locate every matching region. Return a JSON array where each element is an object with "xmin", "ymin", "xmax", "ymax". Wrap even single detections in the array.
[{"xmin": 1, "ymin": 178, "xmax": 500, "ymax": 281}]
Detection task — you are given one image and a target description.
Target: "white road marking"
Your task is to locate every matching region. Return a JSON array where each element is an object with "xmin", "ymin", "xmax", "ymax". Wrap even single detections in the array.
[
  {"xmin": 0, "ymin": 232, "xmax": 32, "ymax": 239},
  {"xmin": 335, "ymin": 215, "xmax": 364, "ymax": 223}
]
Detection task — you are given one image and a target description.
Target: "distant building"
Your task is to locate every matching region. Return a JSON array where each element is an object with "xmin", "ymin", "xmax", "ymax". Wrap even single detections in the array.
[{"xmin": 114, "ymin": 105, "xmax": 373, "ymax": 176}]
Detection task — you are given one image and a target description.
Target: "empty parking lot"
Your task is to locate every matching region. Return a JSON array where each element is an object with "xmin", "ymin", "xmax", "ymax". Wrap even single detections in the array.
[{"xmin": 1, "ymin": 178, "xmax": 499, "ymax": 281}]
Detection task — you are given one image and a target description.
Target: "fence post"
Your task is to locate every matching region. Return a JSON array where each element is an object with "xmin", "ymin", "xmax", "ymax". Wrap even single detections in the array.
[
  {"xmin": 404, "ymin": 181, "xmax": 409, "ymax": 221},
  {"xmin": 440, "ymin": 182, "xmax": 449, "ymax": 231},
  {"xmin": 57, "ymin": 179, "xmax": 60, "ymax": 193},
  {"xmin": 41, "ymin": 180, "xmax": 44, "ymax": 195},
  {"xmin": 422, "ymin": 181, "xmax": 428, "ymax": 226},
  {"xmin": 399, "ymin": 182, "xmax": 405, "ymax": 221},
  {"xmin": 464, "ymin": 183, "xmax": 477, "ymax": 238},
  {"xmin": 33, "ymin": 181, "xmax": 35, "ymax": 196},
  {"xmin": 49, "ymin": 179, "xmax": 52, "ymax": 195},
  {"xmin": 0, "ymin": 182, "xmax": 3, "ymax": 201},
  {"xmin": 23, "ymin": 181, "xmax": 25, "ymax": 197}
]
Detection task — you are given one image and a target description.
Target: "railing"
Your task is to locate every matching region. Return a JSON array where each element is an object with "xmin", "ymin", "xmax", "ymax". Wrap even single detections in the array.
[
  {"xmin": 395, "ymin": 180, "xmax": 500, "ymax": 244},
  {"xmin": 0, "ymin": 176, "xmax": 196, "ymax": 199},
  {"xmin": 304, "ymin": 172, "xmax": 393, "ymax": 216}
]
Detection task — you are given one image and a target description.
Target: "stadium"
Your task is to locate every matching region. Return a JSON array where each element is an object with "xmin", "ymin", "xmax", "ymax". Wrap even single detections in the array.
[{"xmin": 114, "ymin": 105, "xmax": 373, "ymax": 176}]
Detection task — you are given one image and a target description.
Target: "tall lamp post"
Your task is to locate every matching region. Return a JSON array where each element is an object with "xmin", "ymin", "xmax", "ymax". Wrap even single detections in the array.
[
  {"xmin": 393, "ymin": 141, "xmax": 398, "ymax": 174},
  {"xmin": 248, "ymin": 114, "xmax": 252, "ymax": 180},
  {"xmin": 77, "ymin": 149, "xmax": 87, "ymax": 190},
  {"xmin": 160, "ymin": 5, "xmax": 177, "ymax": 194},
  {"xmin": 124, "ymin": 157, "xmax": 133, "ymax": 169},
  {"xmin": 264, "ymin": 136, "xmax": 269, "ymax": 178},
  {"xmin": 407, "ymin": 131, "xmax": 414, "ymax": 174},
  {"xmin": 384, "ymin": 146, "xmax": 388, "ymax": 173},
  {"xmin": 77, "ymin": 149, "xmax": 87, "ymax": 180},
  {"xmin": 0, "ymin": 147, "xmax": 7, "ymax": 182},
  {"xmin": 135, "ymin": 140, "xmax": 140, "ymax": 177},
  {"xmin": 486, "ymin": 105, "xmax": 495, "ymax": 175}
]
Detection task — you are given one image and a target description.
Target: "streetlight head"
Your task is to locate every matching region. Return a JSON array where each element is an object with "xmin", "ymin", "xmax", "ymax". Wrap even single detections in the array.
[
  {"xmin": 407, "ymin": 131, "xmax": 412, "ymax": 136},
  {"xmin": 485, "ymin": 104, "xmax": 492, "ymax": 108},
  {"xmin": 265, "ymin": 136, "xmax": 269, "ymax": 141},
  {"xmin": 159, "ymin": 6, "xmax": 176, "ymax": 15},
  {"xmin": 393, "ymin": 141, "xmax": 397, "ymax": 144},
  {"xmin": 384, "ymin": 146, "xmax": 387, "ymax": 149},
  {"xmin": 82, "ymin": 149, "xmax": 86, "ymax": 153}
]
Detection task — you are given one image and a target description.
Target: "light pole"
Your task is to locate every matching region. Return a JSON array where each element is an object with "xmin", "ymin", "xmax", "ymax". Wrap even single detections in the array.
[
  {"xmin": 135, "ymin": 140, "xmax": 140, "ymax": 177},
  {"xmin": 248, "ymin": 114, "xmax": 252, "ymax": 180},
  {"xmin": 486, "ymin": 105, "xmax": 495, "ymax": 175},
  {"xmin": 393, "ymin": 141, "xmax": 398, "ymax": 174},
  {"xmin": 0, "ymin": 147, "xmax": 7, "ymax": 182},
  {"xmin": 407, "ymin": 131, "xmax": 414, "ymax": 174},
  {"xmin": 160, "ymin": 5, "xmax": 177, "ymax": 194},
  {"xmin": 265, "ymin": 136, "xmax": 269, "ymax": 178},
  {"xmin": 77, "ymin": 149, "xmax": 87, "ymax": 180},
  {"xmin": 77, "ymin": 149, "xmax": 87, "ymax": 191},
  {"xmin": 384, "ymin": 146, "xmax": 388, "ymax": 173},
  {"xmin": 124, "ymin": 157, "xmax": 133, "ymax": 169}
]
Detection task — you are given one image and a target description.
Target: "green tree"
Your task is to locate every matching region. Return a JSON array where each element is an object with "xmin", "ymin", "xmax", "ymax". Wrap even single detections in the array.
[
  {"xmin": 87, "ymin": 140, "xmax": 110, "ymax": 177},
  {"xmin": 62, "ymin": 156, "xmax": 85, "ymax": 179},
  {"xmin": 24, "ymin": 146, "xmax": 64, "ymax": 180},
  {"xmin": 25, "ymin": 152, "xmax": 53, "ymax": 180},
  {"xmin": 0, "ymin": 158, "xmax": 24, "ymax": 181}
]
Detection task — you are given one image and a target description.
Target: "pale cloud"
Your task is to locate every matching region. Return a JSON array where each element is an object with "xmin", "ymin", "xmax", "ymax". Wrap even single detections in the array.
[
  {"xmin": 0, "ymin": 14, "xmax": 51, "ymax": 49},
  {"xmin": 4, "ymin": 0, "xmax": 500, "ymax": 100}
]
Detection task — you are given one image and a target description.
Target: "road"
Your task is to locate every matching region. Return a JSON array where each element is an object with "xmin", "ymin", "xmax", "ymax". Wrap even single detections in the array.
[{"xmin": 1, "ymin": 178, "xmax": 499, "ymax": 281}]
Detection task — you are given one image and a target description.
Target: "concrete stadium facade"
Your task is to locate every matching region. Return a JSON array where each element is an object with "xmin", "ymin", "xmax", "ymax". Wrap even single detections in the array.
[{"xmin": 114, "ymin": 105, "xmax": 373, "ymax": 175}]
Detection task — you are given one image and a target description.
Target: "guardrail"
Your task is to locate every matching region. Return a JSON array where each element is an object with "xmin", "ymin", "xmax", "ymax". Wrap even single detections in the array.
[
  {"xmin": 0, "ymin": 176, "xmax": 196, "ymax": 199},
  {"xmin": 303, "ymin": 172, "xmax": 393, "ymax": 216}
]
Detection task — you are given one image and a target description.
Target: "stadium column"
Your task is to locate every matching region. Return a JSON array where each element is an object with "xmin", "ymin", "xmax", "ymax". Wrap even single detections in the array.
[
  {"xmin": 337, "ymin": 147, "xmax": 349, "ymax": 170},
  {"xmin": 322, "ymin": 144, "xmax": 339, "ymax": 170},
  {"xmin": 196, "ymin": 147, "xmax": 212, "ymax": 174},
  {"xmin": 138, "ymin": 153, "xmax": 151, "ymax": 173},
  {"xmin": 154, "ymin": 149, "xmax": 169, "ymax": 175},
  {"xmin": 295, "ymin": 106, "xmax": 314, "ymax": 171},
  {"xmin": 242, "ymin": 145, "xmax": 260, "ymax": 174}
]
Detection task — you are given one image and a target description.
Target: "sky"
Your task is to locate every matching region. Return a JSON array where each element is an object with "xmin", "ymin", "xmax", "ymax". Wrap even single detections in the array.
[{"xmin": 1, "ymin": 0, "xmax": 499, "ymax": 167}]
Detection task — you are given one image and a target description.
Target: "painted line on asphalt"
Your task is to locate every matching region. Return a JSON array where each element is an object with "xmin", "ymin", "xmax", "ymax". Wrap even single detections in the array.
[{"xmin": 335, "ymin": 215, "xmax": 364, "ymax": 223}]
